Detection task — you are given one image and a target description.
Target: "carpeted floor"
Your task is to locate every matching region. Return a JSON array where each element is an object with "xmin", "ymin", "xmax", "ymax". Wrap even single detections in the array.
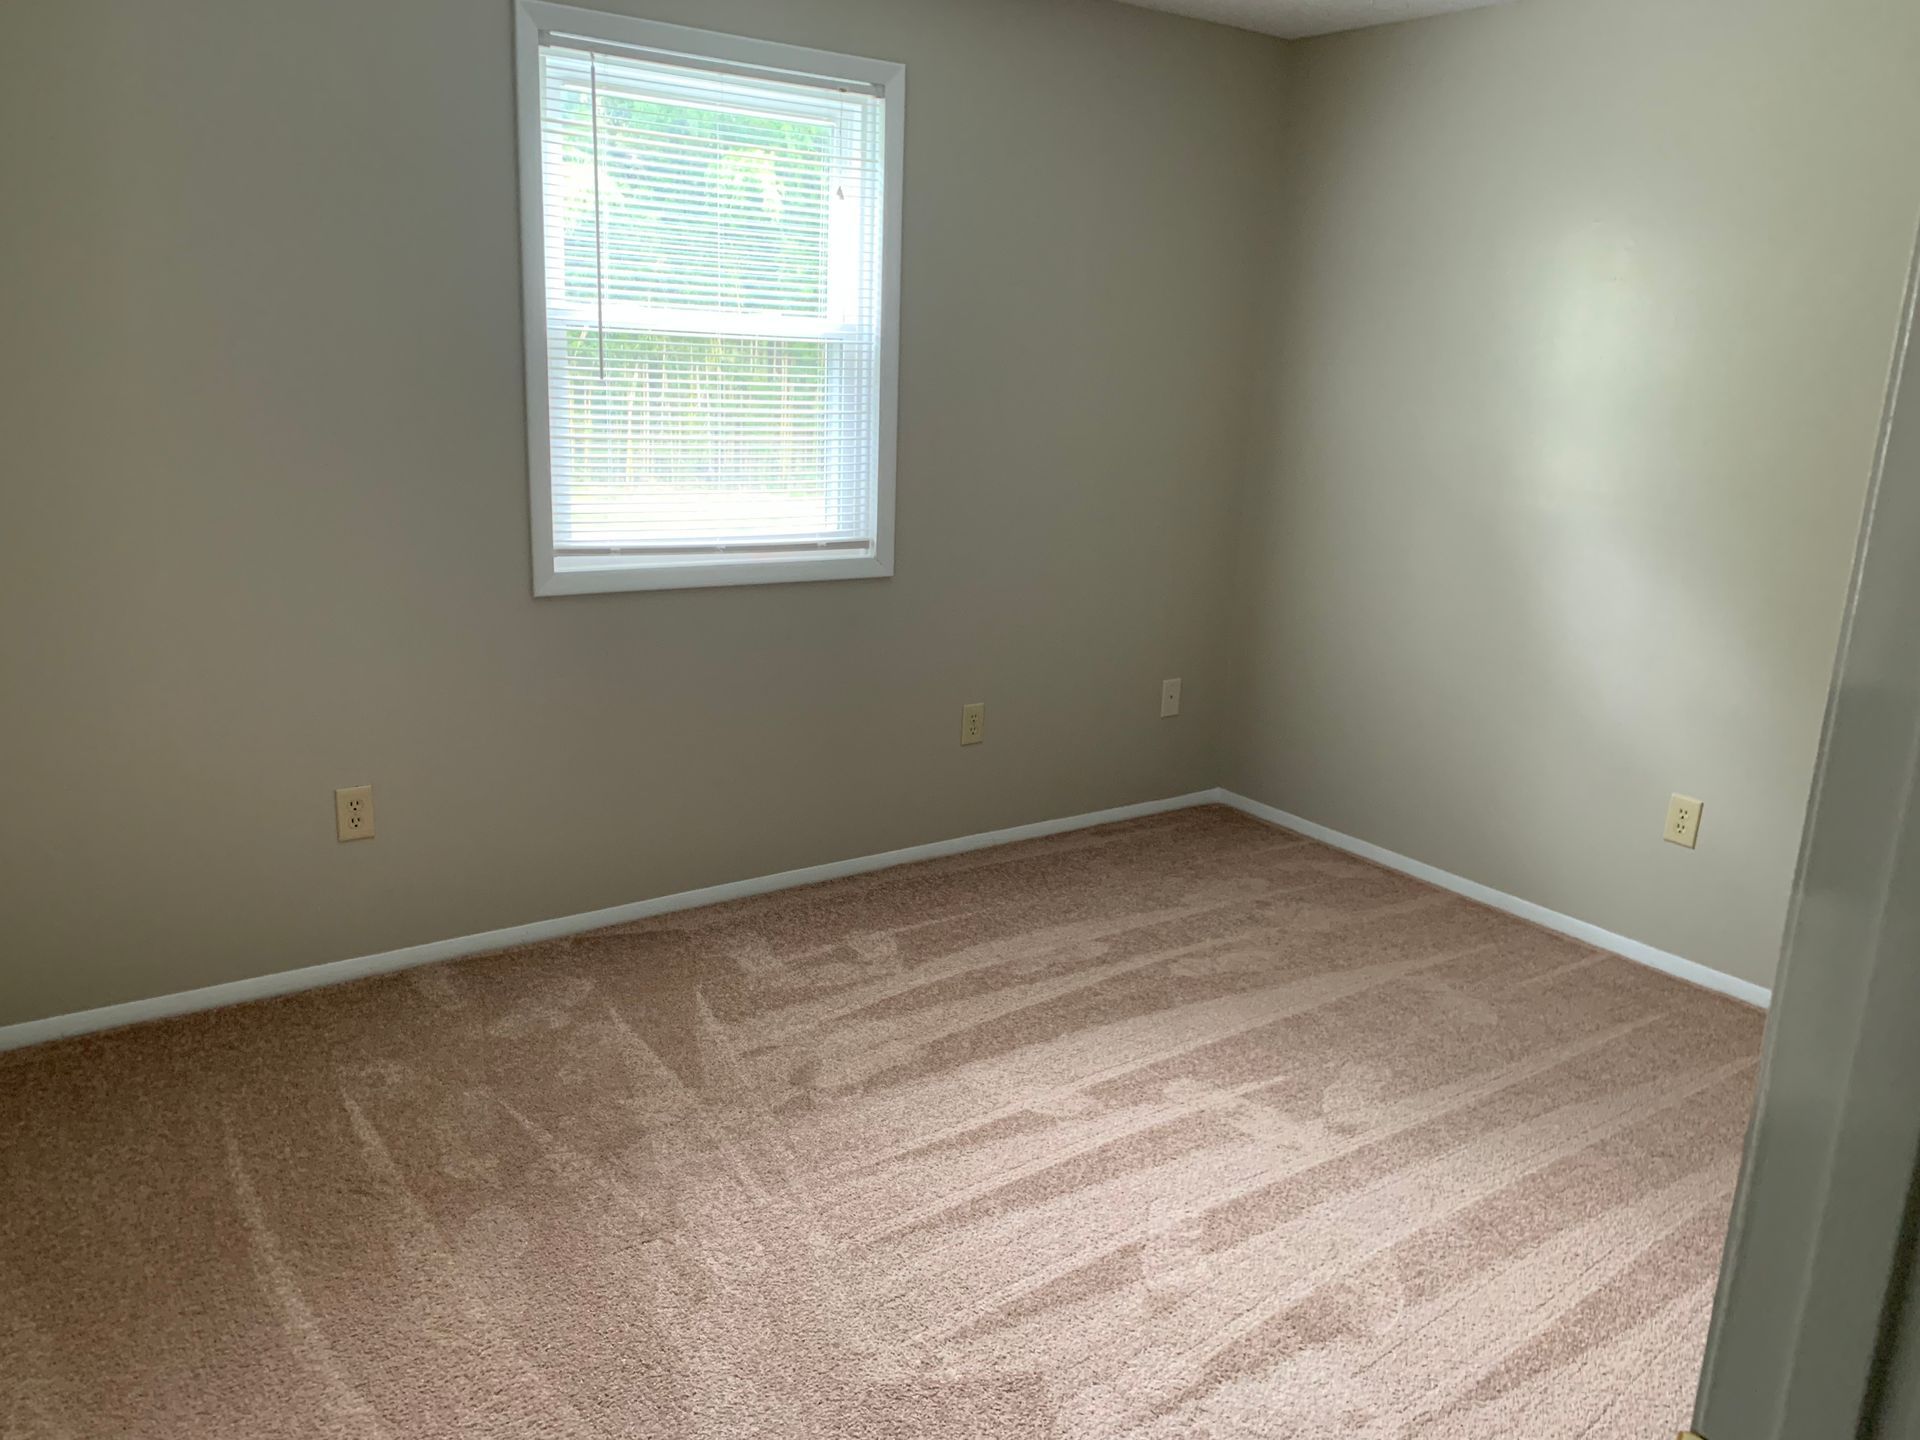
[{"xmin": 0, "ymin": 805, "xmax": 1763, "ymax": 1438}]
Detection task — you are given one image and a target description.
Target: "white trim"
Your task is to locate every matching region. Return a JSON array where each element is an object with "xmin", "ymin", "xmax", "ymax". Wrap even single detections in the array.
[
  {"xmin": 0, "ymin": 791, "xmax": 1216, "ymax": 1054},
  {"xmin": 513, "ymin": 1, "xmax": 904, "ymax": 598},
  {"xmin": 540, "ymin": 551, "xmax": 890, "ymax": 595},
  {"xmin": 1, "ymin": 785, "xmax": 1772, "ymax": 1054},
  {"xmin": 1216, "ymin": 790, "xmax": 1773, "ymax": 1010},
  {"xmin": 522, "ymin": 3, "xmax": 906, "ymax": 92}
]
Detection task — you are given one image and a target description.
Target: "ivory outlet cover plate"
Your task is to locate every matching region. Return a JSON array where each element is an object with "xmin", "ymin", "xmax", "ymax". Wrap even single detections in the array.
[
  {"xmin": 335, "ymin": 785, "xmax": 375, "ymax": 842},
  {"xmin": 1664, "ymin": 793, "xmax": 1703, "ymax": 849}
]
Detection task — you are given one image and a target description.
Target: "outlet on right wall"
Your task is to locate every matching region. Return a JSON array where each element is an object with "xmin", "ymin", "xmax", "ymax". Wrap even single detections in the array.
[{"xmin": 1228, "ymin": 0, "xmax": 1920, "ymax": 991}]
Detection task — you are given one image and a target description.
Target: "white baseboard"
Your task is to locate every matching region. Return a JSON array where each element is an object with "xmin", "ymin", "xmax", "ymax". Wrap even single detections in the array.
[
  {"xmin": 1217, "ymin": 790, "xmax": 1772, "ymax": 1010},
  {"xmin": 0, "ymin": 791, "xmax": 1220, "ymax": 1054},
  {"xmin": 0, "ymin": 784, "xmax": 1769, "ymax": 1054}
]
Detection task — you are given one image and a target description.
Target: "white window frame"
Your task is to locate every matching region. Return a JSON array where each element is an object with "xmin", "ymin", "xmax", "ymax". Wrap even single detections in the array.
[{"xmin": 513, "ymin": 1, "xmax": 905, "ymax": 596}]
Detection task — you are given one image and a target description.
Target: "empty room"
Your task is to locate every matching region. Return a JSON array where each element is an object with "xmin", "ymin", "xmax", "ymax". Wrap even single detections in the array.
[{"xmin": 5, "ymin": 0, "xmax": 1920, "ymax": 1435}]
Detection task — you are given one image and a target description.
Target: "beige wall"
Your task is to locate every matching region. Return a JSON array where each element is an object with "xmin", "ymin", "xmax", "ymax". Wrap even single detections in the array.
[
  {"xmin": 7, "ymin": 0, "xmax": 1916, "ymax": 1030},
  {"xmin": 0, "ymin": 0, "xmax": 1285, "ymax": 1026},
  {"xmin": 1228, "ymin": 0, "xmax": 1920, "ymax": 989}
]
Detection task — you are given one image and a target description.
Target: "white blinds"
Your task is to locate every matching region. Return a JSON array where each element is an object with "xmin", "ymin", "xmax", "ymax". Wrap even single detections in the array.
[{"xmin": 534, "ymin": 36, "xmax": 887, "ymax": 569}]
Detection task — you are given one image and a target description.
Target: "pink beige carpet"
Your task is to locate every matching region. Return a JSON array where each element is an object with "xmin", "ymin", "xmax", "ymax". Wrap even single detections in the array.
[{"xmin": 0, "ymin": 805, "xmax": 1763, "ymax": 1438}]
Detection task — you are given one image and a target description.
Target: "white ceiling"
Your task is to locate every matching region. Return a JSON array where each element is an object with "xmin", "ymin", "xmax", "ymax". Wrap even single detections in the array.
[{"xmin": 1112, "ymin": 0, "xmax": 1513, "ymax": 40}]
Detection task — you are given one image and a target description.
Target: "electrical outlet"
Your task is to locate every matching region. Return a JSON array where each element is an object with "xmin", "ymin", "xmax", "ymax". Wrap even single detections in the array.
[
  {"xmin": 960, "ymin": 702, "xmax": 986, "ymax": 746},
  {"xmin": 335, "ymin": 785, "xmax": 375, "ymax": 842},
  {"xmin": 1161, "ymin": 678, "xmax": 1182, "ymax": 718},
  {"xmin": 1664, "ymin": 793, "xmax": 1702, "ymax": 849}
]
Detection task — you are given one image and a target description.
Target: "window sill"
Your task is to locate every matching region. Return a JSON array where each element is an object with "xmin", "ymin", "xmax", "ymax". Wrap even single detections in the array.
[{"xmin": 534, "ymin": 551, "xmax": 892, "ymax": 596}]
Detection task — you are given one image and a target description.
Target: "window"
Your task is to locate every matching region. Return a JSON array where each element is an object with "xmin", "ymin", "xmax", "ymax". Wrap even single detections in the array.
[{"xmin": 514, "ymin": 3, "xmax": 903, "ymax": 594}]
